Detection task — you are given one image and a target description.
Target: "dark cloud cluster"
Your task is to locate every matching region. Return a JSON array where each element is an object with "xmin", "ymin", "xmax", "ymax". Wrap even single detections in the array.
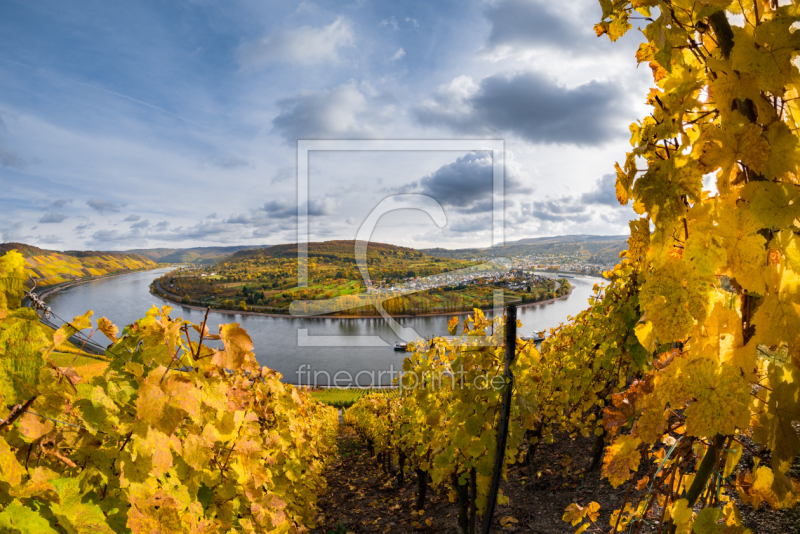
[
  {"xmin": 229, "ymin": 197, "xmax": 338, "ymax": 223},
  {"xmin": 532, "ymin": 199, "xmax": 589, "ymax": 223},
  {"xmin": 580, "ymin": 173, "xmax": 619, "ymax": 205},
  {"xmin": 416, "ymin": 72, "xmax": 625, "ymax": 146},
  {"xmin": 261, "ymin": 198, "xmax": 295, "ymax": 219},
  {"xmin": 87, "ymin": 198, "xmax": 124, "ymax": 213},
  {"xmin": 484, "ymin": 0, "xmax": 599, "ymax": 54},
  {"xmin": 74, "ymin": 223, "xmax": 94, "ymax": 234},
  {"xmin": 211, "ymin": 156, "xmax": 251, "ymax": 169},
  {"xmin": 415, "ymin": 152, "xmax": 493, "ymax": 208},
  {"xmin": 528, "ymin": 172, "xmax": 628, "ymax": 224},
  {"xmin": 39, "ymin": 212, "xmax": 68, "ymax": 224},
  {"xmin": 404, "ymin": 151, "xmax": 532, "ymax": 215}
]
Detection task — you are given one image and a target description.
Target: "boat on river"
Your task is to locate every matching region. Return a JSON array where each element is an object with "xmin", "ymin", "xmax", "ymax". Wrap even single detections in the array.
[{"xmin": 393, "ymin": 341, "xmax": 408, "ymax": 351}]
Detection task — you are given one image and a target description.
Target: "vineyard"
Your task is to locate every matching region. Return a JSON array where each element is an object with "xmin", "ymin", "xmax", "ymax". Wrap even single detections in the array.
[
  {"xmin": 0, "ymin": 243, "xmax": 157, "ymax": 288},
  {"xmin": 0, "ymin": 250, "xmax": 338, "ymax": 532},
  {"xmin": 327, "ymin": 1, "xmax": 800, "ymax": 533},
  {"xmin": 4, "ymin": 1, "xmax": 800, "ymax": 533}
]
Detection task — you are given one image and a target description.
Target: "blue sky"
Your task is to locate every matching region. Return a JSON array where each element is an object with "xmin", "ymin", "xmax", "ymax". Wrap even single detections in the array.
[{"xmin": 0, "ymin": 0, "xmax": 651, "ymax": 250}]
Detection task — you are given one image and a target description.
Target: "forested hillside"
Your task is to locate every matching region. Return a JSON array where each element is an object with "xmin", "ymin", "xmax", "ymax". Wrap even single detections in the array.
[{"xmin": 124, "ymin": 244, "xmax": 270, "ymax": 265}]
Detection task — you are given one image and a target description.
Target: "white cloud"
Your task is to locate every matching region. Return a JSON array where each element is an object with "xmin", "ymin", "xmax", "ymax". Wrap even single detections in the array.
[
  {"xmin": 389, "ymin": 48, "xmax": 406, "ymax": 62},
  {"xmin": 238, "ymin": 17, "xmax": 355, "ymax": 68},
  {"xmin": 379, "ymin": 17, "xmax": 398, "ymax": 30},
  {"xmin": 0, "ymin": 221, "xmax": 25, "ymax": 242},
  {"xmin": 36, "ymin": 234, "xmax": 63, "ymax": 245},
  {"xmin": 272, "ymin": 81, "xmax": 394, "ymax": 141}
]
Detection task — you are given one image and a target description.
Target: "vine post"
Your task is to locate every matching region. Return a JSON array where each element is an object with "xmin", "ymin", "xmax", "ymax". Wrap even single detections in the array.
[{"xmin": 481, "ymin": 304, "xmax": 517, "ymax": 534}]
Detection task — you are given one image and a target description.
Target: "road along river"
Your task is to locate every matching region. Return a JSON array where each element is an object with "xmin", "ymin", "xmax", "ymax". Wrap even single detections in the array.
[{"xmin": 42, "ymin": 268, "xmax": 606, "ymax": 387}]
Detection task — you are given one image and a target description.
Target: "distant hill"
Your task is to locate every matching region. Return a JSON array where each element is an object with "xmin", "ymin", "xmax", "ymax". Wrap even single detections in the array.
[
  {"xmin": 226, "ymin": 240, "xmax": 423, "ymax": 263},
  {"xmin": 123, "ymin": 245, "xmax": 271, "ymax": 265},
  {"xmin": 422, "ymin": 234, "xmax": 629, "ymax": 264},
  {"xmin": 0, "ymin": 243, "xmax": 157, "ymax": 288}
]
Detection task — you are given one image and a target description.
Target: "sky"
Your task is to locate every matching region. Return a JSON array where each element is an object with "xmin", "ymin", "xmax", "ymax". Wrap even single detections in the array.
[{"xmin": 0, "ymin": 0, "xmax": 652, "ymax": 251}]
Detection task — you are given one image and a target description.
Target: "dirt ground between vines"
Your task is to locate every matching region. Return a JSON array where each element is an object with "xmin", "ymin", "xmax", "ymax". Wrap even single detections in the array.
[{"xmin": 312, "ymin": 426, "xmax": 800, "ymax": 534}]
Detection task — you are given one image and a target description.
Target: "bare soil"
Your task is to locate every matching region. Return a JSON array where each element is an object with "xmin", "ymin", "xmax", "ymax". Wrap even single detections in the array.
[{"xmin": 312, "ymin": 426, "xmax": 800, "ymax": 534}]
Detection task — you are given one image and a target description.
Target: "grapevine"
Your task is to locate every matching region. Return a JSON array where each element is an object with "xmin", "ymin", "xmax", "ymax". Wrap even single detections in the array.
[
  {"xmin": 562, "ymin": 1, "xmax": 800, "ymax": 532},
  {"xmin": 0, "ymin": 249, "xmax": 338, "ymax": 533}
]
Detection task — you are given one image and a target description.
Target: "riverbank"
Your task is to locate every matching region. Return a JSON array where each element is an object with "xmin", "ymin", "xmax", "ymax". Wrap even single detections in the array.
[{"xmin": 150, "ymin": 282, "xmax": 576, "ymax": 320}]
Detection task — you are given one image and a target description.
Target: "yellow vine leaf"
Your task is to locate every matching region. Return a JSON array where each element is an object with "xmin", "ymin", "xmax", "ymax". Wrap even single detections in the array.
[
  {"xmin": 731, "ymin": 14, "xmax": 800, "ymax": 95},
  {"xmin": 448, "ymin": 316, "xmax": 459, "ymax": 335},
  {"xmin": 212, "ymin": 323, "xmax": 256, "ymax": 371},
  {"xmin": 770, "ymin": 230, "xmax": 800, "ymax": 274},
  {"xmin": 715, "ymin": 207, "xmax": 766, "ymax": 295},
  {"xmin": 669, "ymin": 498, "xmax": 693, "ymax": 533},
  {"xmin": 691, "ymin": 507, "xmax": 725, "ymax": 534},
  {"xmin": 633, "ymin": 157, "xmax": 702, "ymax": 224},
  {"xmin": 634, "ymin": 320, "xmax": 656, "ymax": 353},
  {"xmin": 751, "ymin": 362, "xmax": 800, "ymax": 474},
  {"xmin": 741, "ymin": 181, "xmax": 800, "ymax": 231},
  {"xmin": 697, "ymin": 111, "xmax": 769, "ymax": 180},
  {"xmin": 562, "ymin": 503, "xmax": 583, "ymax": 526},
  {"xmin": 50, "ymin": 478, "xmax": 116, "ymax": 534},
  {"xmin": 707, "ymin": 58, "xmax": 771, "ymax": 123},
  {"xmin": 762, "ymin": 121, "xmax": 800, "ymax": 182},
  {"xmin": 0, "ymin": 501, "xmax": 59, "ymax": 533},
  {"xmin": 675, "ymin": 358, "xmax": 750, "ymax": 438},
  {"xmin": 97, "ymin": 317, "xmax": 119, "ymax": 343},
  {"xmin": 627, "ymin": 218, "xmax": 650, "ymax": 262},
  {"xmin": 0, "ymin": 439, "xmax": 24, "ymax": 487},
  {"xmin": 602, "ymin": 435, "xmax": 641, "ymax": 488},
  {"xmin": 737, "ymin": 466, "xmax": 779, "ymax": 510},
  {"xmin": 639, "ymin": 257, "xmax": 711, "ymax": 342},
  {"xmin": 690, "ymin": 301, "xmax": 743, "ymax": 373},
  {"xmin": 751, "ymin": 269, "xmax": 800, "ymax": 353}
]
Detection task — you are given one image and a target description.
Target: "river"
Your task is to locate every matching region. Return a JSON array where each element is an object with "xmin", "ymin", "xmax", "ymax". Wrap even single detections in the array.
[{"xmin": 42, "ymin": 268, "xmax": 605, "ymax": 387}]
